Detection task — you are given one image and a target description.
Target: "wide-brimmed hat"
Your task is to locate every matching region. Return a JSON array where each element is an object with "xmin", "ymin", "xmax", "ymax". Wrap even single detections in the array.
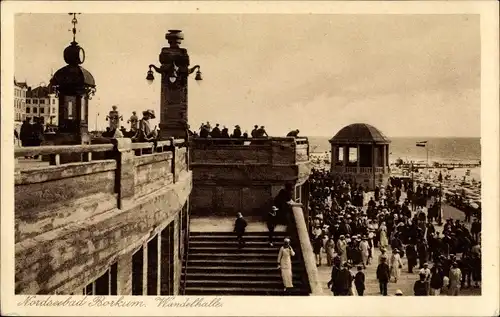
[
  {"xmin": 142, "ymin": 109, "xmax": 156, "ymax": 119},
  {"xmin": 395, "ymin": 289, "xmax": 403, "ymax": 296}
]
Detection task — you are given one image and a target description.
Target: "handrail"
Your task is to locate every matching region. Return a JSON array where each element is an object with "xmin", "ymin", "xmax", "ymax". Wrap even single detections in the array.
[
  {"xmin": 14, "ymin": 144, "xmax": 114, "ymax": 158},
  {"xmin": 289, "ymin": 202, "xmax": 323, "ymax": 295}
]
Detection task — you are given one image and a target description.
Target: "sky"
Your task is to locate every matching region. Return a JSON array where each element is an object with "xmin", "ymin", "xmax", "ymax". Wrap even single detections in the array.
[{"xmin": 14, "ymin": 13, "xmax": 480, "ymax": 137}]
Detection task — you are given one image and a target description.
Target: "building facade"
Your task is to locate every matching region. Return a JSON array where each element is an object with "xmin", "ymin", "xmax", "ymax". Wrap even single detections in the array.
[
  {"xmin": 25, "ymin": 85, "xmax": 59, "ymax": 125},
  {"xmin": 14, "ymin": 79, "xmax": 28, "ymax": 131}
]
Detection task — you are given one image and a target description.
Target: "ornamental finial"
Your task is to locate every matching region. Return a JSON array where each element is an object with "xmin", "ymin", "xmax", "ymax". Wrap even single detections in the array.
[{"xmin": 68, "ymin": 13, "xmax": 81, "ymax": 43}]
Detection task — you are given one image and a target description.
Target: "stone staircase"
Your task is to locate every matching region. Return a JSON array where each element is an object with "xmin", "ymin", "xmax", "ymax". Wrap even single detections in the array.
[{"xmin": 183, "ymin": 231, "xmax": 310, "ymax": 295}]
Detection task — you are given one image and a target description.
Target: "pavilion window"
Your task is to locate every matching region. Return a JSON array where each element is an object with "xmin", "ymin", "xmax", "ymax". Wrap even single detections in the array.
[
  {"xmin": 347, "ymin": 147, "xmax": 358, "ymax": 167},
  {"xmin": 336, "ymin": 147, "xmax": 344, "ymax": 166}
]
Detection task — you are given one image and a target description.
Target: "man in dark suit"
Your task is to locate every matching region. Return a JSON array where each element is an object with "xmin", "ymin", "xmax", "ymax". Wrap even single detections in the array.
[
  {"xmin": 267, "ymin": 206, "xmax": 278, "ymax": 246},
  {"xmin": 376, "ymin": 257, "xmax": 390, "ymax": 296},
  {"xmin": 234, "ymin": 212, "xmax": 248, "ymax": 248},
  {"xmin": 354, "ymin": 265, "xmax": 366, "ymax": 296},
  {"xmin": 327, "ymin": 256, "xmax": 342, "ymax": 296},
  {"xmin": 337, "ymin": 262, "xmax": 353, "ymax": 296}
]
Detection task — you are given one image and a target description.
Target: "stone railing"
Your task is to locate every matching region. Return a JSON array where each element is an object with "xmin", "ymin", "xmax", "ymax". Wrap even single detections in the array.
[
  {"xmin": 331, "ymin": 166, "xmax": 389, "ymax": 174},
  {"xmin": 190, "ymin": 137, "xmax": 309, "ymax": 165},
  {"xmin": 286, "ymin": 202, "xmax": 323, "ymax": 296},
  {"xmin": 14, "ymin": 139, "xmax": 191, "ymax": 294}
]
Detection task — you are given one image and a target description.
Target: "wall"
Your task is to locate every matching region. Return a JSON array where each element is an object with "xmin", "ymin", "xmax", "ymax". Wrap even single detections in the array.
[
  {"xmin": 14, "ymin": 139, "xmax": 190, "ymax": 295},
  {"xmin": 190, "ymin": 137, "xmax": 311, "ymax": 218}
]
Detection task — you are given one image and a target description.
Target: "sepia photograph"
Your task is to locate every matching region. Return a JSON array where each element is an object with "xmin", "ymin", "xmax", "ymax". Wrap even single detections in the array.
[{"xmin": 2, "ymin": 1, "xmax": 499, "ymax": 316}]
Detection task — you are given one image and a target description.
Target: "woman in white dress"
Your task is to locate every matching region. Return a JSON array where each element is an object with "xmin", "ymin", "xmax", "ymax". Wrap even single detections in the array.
[
  {"xmin": 390, "ymin": 249, "xmax": 403, "ymax": 283},
  {"xmin": 277, "ymin": 238, "xmax": 296, "ymax": 291},
  {"xmin": 379, "ymin": 222, "xmax": 389, "ymax": 249}
]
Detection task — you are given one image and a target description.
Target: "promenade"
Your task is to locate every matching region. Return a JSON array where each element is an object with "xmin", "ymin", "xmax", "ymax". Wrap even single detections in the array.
[{"xmin": 316, "ymin": 192, "xmax": 481, "ymax": 296}]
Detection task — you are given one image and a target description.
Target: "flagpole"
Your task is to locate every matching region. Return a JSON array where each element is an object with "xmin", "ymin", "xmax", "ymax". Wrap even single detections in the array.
[{"xmin": 426, "ymin": 144, "xmax": 429, "ymax": 176}]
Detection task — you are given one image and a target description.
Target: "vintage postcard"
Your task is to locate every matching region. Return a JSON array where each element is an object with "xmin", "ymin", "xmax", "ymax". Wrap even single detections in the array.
[{"xmin": 1, "ymin": 1, "xmax": 499, "ymax": 316}]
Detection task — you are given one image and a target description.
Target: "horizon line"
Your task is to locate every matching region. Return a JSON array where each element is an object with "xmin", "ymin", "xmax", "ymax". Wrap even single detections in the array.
[{"xmin": 308, "ymin": 135, "xmax": 481, "ymax": 139}]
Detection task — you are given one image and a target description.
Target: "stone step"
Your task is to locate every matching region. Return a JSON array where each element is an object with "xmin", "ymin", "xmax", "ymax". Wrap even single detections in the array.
[
  {"xmin": 185, "ymin": 279, "xmax": 304, "ymax": 288},
  {"xmin": 189, "ymin": 236, "xmax": 287, "ymax": 242},
  {"xmin": 187, "ymin": 265, "xmax": 305, "ymax": 274},
  {"xmin": 190, "ymin": 231, "xmax": 288, "ymax": 237},
  {"xmin": 182, "ymin": 272, "xmax": 301, "ymax": 281},
  {"xmin": 187, "ymin": 259, "xmax": 301, "ymax": 267},
  {"xmin": 184, "ymin": 287, "xmax": 309, "ymax": 296},
  {"xmin": 189, "ymin": 246, "xmax": 281, "ymax": 254},
  {"xmin": 189, "ymin": 241, "xmax": 290, "ymax": 247},
  {"xmin": 188, "ymin": 253, "xmax": 282, "ymax": 260}
]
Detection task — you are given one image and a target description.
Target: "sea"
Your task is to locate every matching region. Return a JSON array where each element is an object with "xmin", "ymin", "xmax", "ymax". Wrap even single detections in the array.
[{"xmin": 308, "ymin": 136, "xmax": 481, "ymax": 164}]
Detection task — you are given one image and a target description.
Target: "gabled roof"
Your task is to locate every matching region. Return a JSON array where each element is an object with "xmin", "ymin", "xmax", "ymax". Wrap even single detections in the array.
[
  {"xmin": 26, "ymin": 85, "xmax": 55, "ymax": 98},
  {"xmin": 14, "ymin": 79, "xmax": 28, "ymax": 89}
]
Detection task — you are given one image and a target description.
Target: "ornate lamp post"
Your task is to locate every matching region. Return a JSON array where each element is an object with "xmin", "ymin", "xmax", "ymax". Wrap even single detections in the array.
[
  {"xmin": 146, "ymin": 30, "xmax": 202, "ymax": 140},
  {"xmin": 49, "ymin": 13, "xmax": 96, "ymax": 146},
  {"xmin": 46, "ymin": 13, "xmax": 96, "ymax": 164}
]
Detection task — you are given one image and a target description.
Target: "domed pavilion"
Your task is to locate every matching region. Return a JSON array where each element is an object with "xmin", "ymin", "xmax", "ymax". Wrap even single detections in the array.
[{"xmin": 329, "ymin": 123, "xmax": 391, "ymax": 190}]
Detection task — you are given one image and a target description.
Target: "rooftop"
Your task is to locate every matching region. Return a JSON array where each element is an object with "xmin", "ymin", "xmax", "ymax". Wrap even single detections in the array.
[{"xmin": 329, "ymin": 123, "xmax": 391, "ymax": 144}]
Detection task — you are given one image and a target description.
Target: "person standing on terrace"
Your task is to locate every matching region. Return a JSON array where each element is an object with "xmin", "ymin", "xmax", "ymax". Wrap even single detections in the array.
[
  {"xmin": 133, "ymin": 109, "xmax": 157, "ymax": 142},
  {"xmin": 286, "ymin": 129, "xmax": 300, "ymax": 137},
  {"xmin": 210, "ymin": 123, "xmax": 221, "ymax": 138},
  {"xmin": 251, "ymin": 125, "xmax": 259, "ymax": 138},
  {"xmin": 256, "ymin": 126, "xmax": 268, "ymax": 137}
]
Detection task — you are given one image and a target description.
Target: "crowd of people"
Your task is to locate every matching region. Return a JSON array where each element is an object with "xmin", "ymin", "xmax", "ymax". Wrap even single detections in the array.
[
  {"xmin": 307, "ymin": 168, "xmax": 482, "ymax": 296},
  {"xmin": 16, "ymin": 117, "xmax": 46, "ymax": 158},
  {"xmin": 195, "ymin": 122, "xmax": 300, "ymax": 139}
]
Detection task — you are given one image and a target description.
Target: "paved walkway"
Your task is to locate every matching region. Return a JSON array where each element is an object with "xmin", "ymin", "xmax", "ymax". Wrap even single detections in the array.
[{"xmin": 316, "ymin": 192, "xmax": 480, "ymax": 296}]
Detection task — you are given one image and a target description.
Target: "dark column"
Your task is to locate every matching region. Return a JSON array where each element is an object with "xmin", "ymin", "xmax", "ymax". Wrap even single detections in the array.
[
  {"xmin": 110, "ymin": 263, "xmax": 117, "ymax": 295},
  {"xmin": 160, "ymin": 222, "xmax": 175, "ymax": 295},
  {"xmin": 343, "ymin": 145, "xmax": 348, "ymax": 167},
  {"xmin": 95, "ymin": 271, "xmax": 109, "ymax": 295},
  {"xmin": 131, "ymin": 247, "xmax": 144, "ymax": 295},
  {"xmin": 371, "ymin": 144, "xmax": 376, "ymax": 189},
  {"xmin": 147, "ymin": 235, "xmax": 159, "ymax": 295}
]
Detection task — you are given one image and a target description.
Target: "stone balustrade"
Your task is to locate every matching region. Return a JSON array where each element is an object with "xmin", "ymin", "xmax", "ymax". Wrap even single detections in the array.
[
  {"xmin": 190, "ymin": 137, "xmax": 309, "ymax": 165},
  {"xmin": 288, "ymin": 203, "xmax": 323, "ymax": 295},
  {"xmin": 189, "ymin": 137, "xmax": 311, "ymax": 217},
  {"xmin": 14, "ymin": 139, "xmax": 191, "ymax": 295}
]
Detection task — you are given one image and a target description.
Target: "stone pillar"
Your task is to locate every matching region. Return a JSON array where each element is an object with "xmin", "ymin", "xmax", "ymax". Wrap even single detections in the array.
[
  {"xmin": 386, "ymin": 145, "xmax": 390, "ymax": 169},
  {"xmin": 382, "ymin": 144, "xmax": 386, "ymax": 171},
  {"xmin": 158, "ymin": 30, "xmax": 190, "ymax": 140},
  {"xmin": 330, "ymin": 144, "xmax": 336, "ymax": 171},
  {"xmin": 157, "ymin": 233, "xmax": 162, "ymax": 295},
  {"xmin": 117, "ymin": 253, "xmax": 132, "ymax": 295},
  {"xmin": 112, "ymin": 138, "xmax": 135, "ymax": 209},
  {"xmin": 343, "ymin": 145, "xmax": 348, "ymax": 167},
  {"xmin": 142, "ymin": 241, "xmax": 148, "ymax": 296},
  {"xmin": 356, "ymin": 144, "xmax": 360, "ymax": 172}
]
